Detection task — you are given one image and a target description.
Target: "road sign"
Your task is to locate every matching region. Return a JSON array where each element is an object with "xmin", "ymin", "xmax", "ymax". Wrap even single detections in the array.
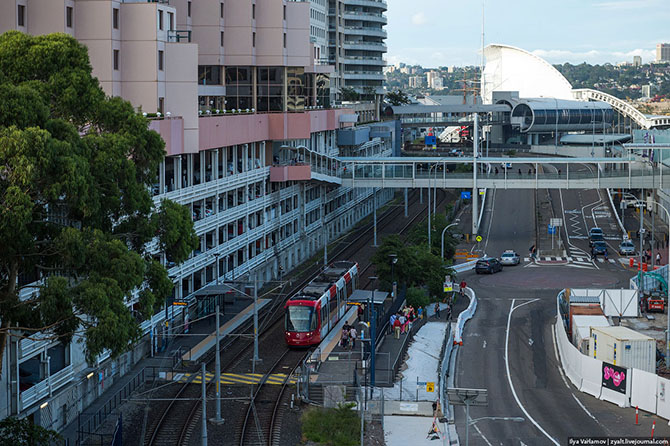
[
  {"xmin": 479, "ymin": 188, "xmax": 485, "ymax": 196},
  {"xmin": 426, "ymin": 382, "xmax": 435, "ymax": 392},
  {"xmin": 173, "ymin": 300, "xmax": 188, "ymax": 306},
  {"xmin": 550, "ymin": 218, "xmax": 563, "ymax": 227},
  {"xmin": 548, "ymin": 225, "xmax": 556, "ymax": 235},
  {"xmin": 475, "ymin": 235, "xmax": 482, "ymax": 242},
  {"xmin": 443, "ymin": 282, "xmax": 453, "ymax": 292},
  {"xmin": 461, "ymin": 191, "xmax": 471, "ymax": 200}
]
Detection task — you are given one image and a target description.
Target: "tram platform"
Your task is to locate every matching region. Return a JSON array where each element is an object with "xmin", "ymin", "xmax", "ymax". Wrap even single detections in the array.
[{"xmin": 180, "ymin": 298, "xmax": 271, "ymax": 363}]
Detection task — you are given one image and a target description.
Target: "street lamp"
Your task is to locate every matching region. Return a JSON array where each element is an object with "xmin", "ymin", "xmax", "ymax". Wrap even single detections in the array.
[
  {"xmin": 441, "ymin": 219, "xmax": 461, "ymax": 260},
  {"xmin": 389, "ymin": 254, "xmax": 398, "ymax": 299},
  {"xmin": 427, "ymin": 163, "xmax": 438, "ymax": 249}
]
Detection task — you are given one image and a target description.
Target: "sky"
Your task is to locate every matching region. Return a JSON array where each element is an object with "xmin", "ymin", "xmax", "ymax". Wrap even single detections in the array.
[{"xmin": 386, "ymin": 0, "xmax": 670, "ymax": 67}]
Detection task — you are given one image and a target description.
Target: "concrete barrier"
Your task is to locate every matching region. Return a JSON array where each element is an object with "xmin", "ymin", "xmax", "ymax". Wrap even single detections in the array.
[
  {"xmin": 657, "ymin": 377, "xmax": 670, "ymax": 420},
  {"xmin": 580, "ymin": 356, "xmax": 603, "ymax": 399},
  {"xmin": 453, "ymin": 287, "xmax": 477, "ymax": 345},
  {"xmin": 632, "ymin": 369, "xmax": 658, "ymax": 414}
]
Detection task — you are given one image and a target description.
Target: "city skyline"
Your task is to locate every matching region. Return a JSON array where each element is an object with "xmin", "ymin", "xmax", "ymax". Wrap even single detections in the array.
[{"xmin": 387, "ymin": 0, "xmax": 670, "ymax": 67}]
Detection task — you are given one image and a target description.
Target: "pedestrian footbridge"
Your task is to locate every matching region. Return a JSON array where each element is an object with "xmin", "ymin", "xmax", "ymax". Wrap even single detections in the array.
[{"xmin": 337, "ymin": 156, "xmax": 667, "ymax": 190}]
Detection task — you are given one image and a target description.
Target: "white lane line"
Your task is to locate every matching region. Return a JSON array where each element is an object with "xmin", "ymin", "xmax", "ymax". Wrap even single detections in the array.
[
  {"xmin": 571, "ymin": 393, "xmax": 598, "ymax": 422},
  {"xmin": 506, "ymin": 299, "xmax": 559, "ymax": 445},
  {"xmin": 551, "ymin": 324, "xmax": 571, "ymax": 389}
]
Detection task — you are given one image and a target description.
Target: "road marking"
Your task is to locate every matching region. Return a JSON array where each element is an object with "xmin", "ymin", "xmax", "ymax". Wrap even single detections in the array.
[
  {"xmin": 524, "ymin": 257, "xmax": 530, "ymax": 262},
  {"xmin": 571, "ymin": 393, "xmax": 597, "ymax": 422},
  {"xmin": 506, "ymin": 299, "xmax": 559, "ymax": 445},
  {"xmin": 469, "ymin": 413, "xmax": 494, "ymax": 446},
  {"xmin": 566, "ymin": 257, "xmax": 573, "ymax": 262},
  {"xmin": 483, "ymin": 340, "xmax": 487, "ymax": 349},
  {"xmin": 528, "ymin": 338, "xmax": 534, "ymax": 346},
  {"xmin": 544, "ymin": 256, "xmax": 551, "ymax": 261}
]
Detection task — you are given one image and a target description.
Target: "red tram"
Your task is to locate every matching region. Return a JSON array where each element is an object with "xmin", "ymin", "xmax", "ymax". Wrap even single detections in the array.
[{"xmin": 284, "ymin": 261, "xmax": 358, "ymax": 347}]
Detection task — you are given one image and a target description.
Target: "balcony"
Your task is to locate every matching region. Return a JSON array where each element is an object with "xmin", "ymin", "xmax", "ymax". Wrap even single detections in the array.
[
  {"xmin": 342, "ymin": 71, "xmax": 385, "ymax": 81},
  {"xmin": 148, "ymin": 116, "xmax": 185, "ymax": 156},
  {"xmin": 343, "ymin": 11, "xmax": 387, "ymax": 24},
  {"xmin": 341, "ymin": 0, "xmax": 387, "ymax": 10},
  {"xmin": 343, "ymin": 26, "xmax": 387, "ymax": 38},
  {"xmin": 168, "ymin": 30, "xmax": 192, "ymax": 43},
  {"xmin": 343, "ymin": 40, "xmax": 387, "ymax": 52},
  {"xmin": 341, "ymin": 56, "xmax": 386, "ymax": 66},
  {"xmin": 270, "ymin": 146, "xmax": 342, "ymax": 186}
]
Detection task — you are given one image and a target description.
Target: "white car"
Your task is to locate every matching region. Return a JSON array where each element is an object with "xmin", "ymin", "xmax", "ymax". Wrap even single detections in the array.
[{"xmin": 500, "ymin": 250, "xmax": 520, "ymax": 265}]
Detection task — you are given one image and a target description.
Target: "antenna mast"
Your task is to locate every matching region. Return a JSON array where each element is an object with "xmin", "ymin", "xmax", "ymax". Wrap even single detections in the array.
[{"xmin": 480, "ymin": 1, "xmax": 485, "ymax": 104}]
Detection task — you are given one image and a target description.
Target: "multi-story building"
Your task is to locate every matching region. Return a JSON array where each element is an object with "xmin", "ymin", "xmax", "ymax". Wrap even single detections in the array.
[
  {"xmin": 657, "ymin": 43, "xmax": 670, "ymax": 63},
  {"xmin": 327, "ymin": 0, "xmax": 387, "ymax": 100},
  {"xmin": 0, "ymin": 0, "xmax": 393, "ymax": 432},
  {"xmin": 409, "ymin": 75, "xmax": 424, "ymax": 88},
  {"xmin": 309, "ymin": 0, "xmax": 328, "ymax": 64},
  {"xmin": 633, "ymin": 55, "xmax": 642, "ymax": 67},
  {"xmin": 426, "ymin": 70, "xmax": 443, "ymax": 90}
]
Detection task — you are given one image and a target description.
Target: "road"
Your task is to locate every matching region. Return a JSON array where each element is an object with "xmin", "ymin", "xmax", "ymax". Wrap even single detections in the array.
[{"xmin": 452, "ymin": 187, "xmax": 670, "ymax": 445}]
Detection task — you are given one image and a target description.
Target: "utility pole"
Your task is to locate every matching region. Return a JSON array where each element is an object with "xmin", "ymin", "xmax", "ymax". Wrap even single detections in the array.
[
  {"xmin": 472, "ymin": 113, "xmax": 479, "ymax": 235},
  {"xmin": 201, "ymin": 363, "xmax": 208, "ymax": 446},
  {"xmin": 214, "ymin": 304, "xmax": 221, "ymax": 422},
  {"xmin": 253, "ymin": 276, "xmax": 260, "ymax": 373}
]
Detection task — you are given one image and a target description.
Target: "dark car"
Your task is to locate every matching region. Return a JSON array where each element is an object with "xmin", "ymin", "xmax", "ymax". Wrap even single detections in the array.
[
  {"xmin": 589, "ymin": 233, "xmax": 604, "ymax": 247},
  {"xmin": 475, "ymin": 257, "xmax": 503, "ymax": 274},
  {"xmin": 591, "ymin": 241, "xmax": 608, "ymax": 257}
]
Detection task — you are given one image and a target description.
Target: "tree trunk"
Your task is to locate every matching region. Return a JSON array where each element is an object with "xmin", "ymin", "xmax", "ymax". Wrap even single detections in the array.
[{"xmin": 0, "ymin": 260, "xmax": 19, "ymax": 377}]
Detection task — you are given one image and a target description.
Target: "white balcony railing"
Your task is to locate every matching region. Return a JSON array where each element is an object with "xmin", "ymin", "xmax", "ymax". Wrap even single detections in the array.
[{"xmin": 20, "ymin": 364, "xmax": 74, "ymax": 411}]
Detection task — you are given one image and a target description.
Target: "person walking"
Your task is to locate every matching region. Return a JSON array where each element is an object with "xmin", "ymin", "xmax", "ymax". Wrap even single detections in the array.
[
  {"xmin": 657, "ymin": 252, "xmax": 662, "ymax": 265},
  {"xmin": 434, "ymin": 302, "xmax": 441, "ymax": 318},
  {"xmin": 340, "ymin": 325, "xmax": 349, "ymax": 348},
  {"xmin": 399, "ymin": 313, "xmax": 407, "ymax": 334},
  {"xmin": 389, "ymin": 313, "xmax": 397, "ymax": 335},
  {"xmin": 349, "ymin": 326, "xmax": 357, "ymax": 350},
  {"xmin": 446, "ymin": 304, "xmax": 452, "ymax": 321},
  {"xmin": 459, "ymin": 280, "xmax": 467, "ymax": 297},
  {"xmin": 393, "ymin": 315, "xmax": 402, "ymax": 339}
]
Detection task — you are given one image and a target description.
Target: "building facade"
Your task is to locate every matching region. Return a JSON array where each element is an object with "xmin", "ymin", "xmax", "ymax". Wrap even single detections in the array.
[
  {"xmin": 326, "ymin": 0, "xmax": 387, "ymax": 98},
  {"xmin": 0, "ymin": 0, "xmax": 393, "ymax": 432},
  {"xmin": 656, "ymin": 43, "xmax": 670, "ymax": 63}
]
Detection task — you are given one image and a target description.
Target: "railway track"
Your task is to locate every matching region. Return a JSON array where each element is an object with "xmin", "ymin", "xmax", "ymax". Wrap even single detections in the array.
[{"xmin": 142, "ymin": 188, "xmax": 451, "ymax": 446}]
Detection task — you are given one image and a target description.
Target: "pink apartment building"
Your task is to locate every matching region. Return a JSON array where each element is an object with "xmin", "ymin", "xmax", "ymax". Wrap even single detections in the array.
[{"xmin": 0, "ymin": 0, "xmax": 393, "ymax": 433}]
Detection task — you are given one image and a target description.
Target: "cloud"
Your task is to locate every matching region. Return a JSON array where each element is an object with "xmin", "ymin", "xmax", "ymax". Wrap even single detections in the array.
[
  {"xmin": 411, "ymin": 12, "xmax": 428, "ymax": 26},
  {"xmin": 531, "ymin": 48, "xmax": 656, "ymax": 65}
]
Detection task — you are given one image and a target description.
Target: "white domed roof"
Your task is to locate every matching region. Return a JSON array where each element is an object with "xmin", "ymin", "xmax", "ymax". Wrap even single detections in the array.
[{"xmin": 481, "ymin": 44, "xmax": 573, "ymax": 104}]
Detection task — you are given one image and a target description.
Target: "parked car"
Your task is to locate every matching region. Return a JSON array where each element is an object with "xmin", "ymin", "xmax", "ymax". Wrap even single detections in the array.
[
  {"xmin": 500, "ymin": 250, "xmax": 520, "ymax": 265},
  {"xmin": 619, "ymin": 240, "xmax": 636, "ymax": 256},
  {"xmin": 591, "ymin": 241, "xmax": 608, "ymax": 257},
  {"xmin": 475, "ymin": 257, "xmax": 503, "ymax": 274}
]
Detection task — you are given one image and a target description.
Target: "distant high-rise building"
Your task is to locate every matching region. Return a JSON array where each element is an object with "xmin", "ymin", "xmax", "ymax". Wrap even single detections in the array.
[
  {"xmin": 309, "ymin": 0, "xmax": 328, "ymax": 65},
  {"xmin": 327, "ymin": 0, "xmax": 387, "ymax": 99},
  {"xmin": 426, "ymin": 71, "xmax": 443, "ymax": 90},
  {"xmin": 656, "ymin": 43, "xmax": 670, "ymax": 62},
  {"xmin": 633, "ymin": 55, "xmax": 642, "ymax": 67},
  {"xmin": 642, "ymin": 84, "xmax": 652, "ymax": 98},
  {"xmin": 409, "ymin": 75, "xmax": 424, "ymax": 88}
]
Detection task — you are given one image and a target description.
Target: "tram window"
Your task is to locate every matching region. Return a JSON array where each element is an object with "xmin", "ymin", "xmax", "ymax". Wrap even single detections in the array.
[
  {"xmin": 346, "ymin": 280, "xmax": 353, "ymax": 299},
  {"xmin": 329, "ymin": 294, "xmax": 337, "ymax": 317}
]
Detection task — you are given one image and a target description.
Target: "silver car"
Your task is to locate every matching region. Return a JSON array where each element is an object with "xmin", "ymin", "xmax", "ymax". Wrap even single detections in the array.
[
  {"xmin": 500, "ymin": 250, "xmax": 520, "ymax": 265},
  {"xmin": 619, "ymin": 240, "xmax": 636, "ymax": 256}
]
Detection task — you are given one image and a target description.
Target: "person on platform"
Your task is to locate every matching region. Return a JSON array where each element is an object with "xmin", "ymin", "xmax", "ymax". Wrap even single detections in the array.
[
  {"xmin": 349, "ymin": 326, "xmax": 357, "ymax": 350},
  {"xmin": 434, "ymin": 302, "xmax": 441, "ymax": 318},
  {"xmin": 393, "ymin": 315, "xmax": 402, "ymax": 339}
]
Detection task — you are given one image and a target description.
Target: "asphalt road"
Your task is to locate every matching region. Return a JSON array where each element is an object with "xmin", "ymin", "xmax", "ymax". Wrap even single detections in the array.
[{"xmin": 452, "ymin": 187, "xmax": 670, "ymax": 445}]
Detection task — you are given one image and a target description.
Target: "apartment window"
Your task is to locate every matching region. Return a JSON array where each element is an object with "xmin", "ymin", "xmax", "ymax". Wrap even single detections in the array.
[
  {"xmin": 283, "ymin": 33, "xmax": 286, "ymax": 48},
  {"xmin": 113, "ymin": 49, "xmax": 119, "ymax": 70},
  {"xmin": 158, "ymin": 10, "xmax": 163, "ymax": 30},
  {"xmin": 158, "ymin": 50, "xmax": 164, "ymax": 71},
  {"xmin": 66, "ymin": 6, "xmax": 73, "ymax": 28},
  {"xmin": 283, "ymin": 5, "xmax": 286, "ymax": 20},
  {"xmin": 252, "ymin": 4, "xmax": 255, "ymax": 19},
  {"xmin": 17, "ymin": 5, "xmax": 25, "ymax": 27},
  {"xmin": 113, "ymin": 8, "xmax": 119, "ymax": 29},
  {"xmin": 220, "ymin": 31, "xmax": 224, "ymax": 47},
  {"xmin": 187, "ymin": 1, "xmax": 191, "ymax": 17},
  {"xmin": 252, "ymin": 32, "xmax": 256, "ymax": 47},
  {"xmin": 168, "ymin": 12, "xmax": 174, "ymax": 30},
  {"xmin": 220, "ymin": 2, "xmax": 224, "ymax": 19},
  {"xmin": 158, "ymin": 97, "xmax": 164, "ymax": 114}
]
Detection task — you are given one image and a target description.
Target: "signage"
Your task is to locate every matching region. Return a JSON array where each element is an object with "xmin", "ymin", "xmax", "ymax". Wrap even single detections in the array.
[
  {"xmin": 460, "ymin": 191, "xmax": 471, "ymax": 200},
  {"xmin": 479, "ymin": 188, "xmax": 485, "ymax": 196},
  {"xmin": 550, "ymin": 218, "xmax": 563, "ymax": 227},
  {"xmin": 425, "ymin": 135, "xmax": 437, "ymax": 146},
  {"xmin": 443, "ymin": 282, "xmax": 453, "ymax": 292},
  {"xmin": 426, "ymin": 382, "xmax": 435, "ymax": 393},
  {"xmin": 602, "ymin": 362, "xmax": 627, "ymax": 394},
  {"xmin": 475, "ymin": 235, "xmax": 482, "ymax": 242},
  {"xmin": 173, "ymin": 300, "xmax": 188, "ymax": 306},
  {"xmin": 548, "ymin": 225, "xmax": 556, "ymax": 235}
]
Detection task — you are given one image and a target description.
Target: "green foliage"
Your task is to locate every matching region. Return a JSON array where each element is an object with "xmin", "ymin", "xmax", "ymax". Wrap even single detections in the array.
[
  {"xmin": 0, "ymin": 31, "xmax": 199, "ymax": 369},
  {"xmin": 406, "ymin": 286, "xmax": 430, "ymax": 308},
  {"xmin": 454, "ymin": 163, "xmax": 473, "ymax": 173},
  {"xmin": 301, "ymin": 404, "xmax": 361, "ymax": 446},
  {"xmin": 0, "ymin": 417, "xmax": 61, "ymax": 446},
  {"xmin": 385, "ymin": 90, "xmax": 411, "ymax": 106},
  {"xmin": 341, "ymin": 87, "xmax": 360, "ymax": 102}
]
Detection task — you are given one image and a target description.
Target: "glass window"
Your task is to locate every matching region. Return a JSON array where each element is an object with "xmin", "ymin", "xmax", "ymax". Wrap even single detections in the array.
[
  {"xmin": 158, "ymin": 50, "xmax": 164, "ymax": 71},
  {"xmin": 257, "ymin": 67, "xmax": 284, "ymax": 112},
  {"xmin": 66, "ymin": 6, "xmax": 73, "ymax": 28},
  {"xmin": 18, "ymin": 5, "xmax": 25, "ymax": 27},
  {"xmin": 316, "ymin": 73, "xmax": 330, "ymax": 108},
  {"xmin": 287, "ymin": 67, "xmax": 306, "ymax": 112},
  {"xmin": 158, "ymin": 10, "xmax": 163, "ymax": 30},
  {"xmin": 286, "ymin": 306, "xmax": 314, "ymax": 332},
  {"xmin": 113, "ymin": 8, "xmax": 119, "ymax": 29},
  {"xmin": 225, "ymin": 67, "xmax": 253, "ymax": 110},
  {"xmin": 198, "ymin": 66, "xmax": 222, "ymax": 85}
]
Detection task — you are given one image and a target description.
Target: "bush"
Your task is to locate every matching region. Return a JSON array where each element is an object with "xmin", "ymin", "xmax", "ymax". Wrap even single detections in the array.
[
  {"xmin": 406, "ymin": 286, "xmax": 430, "ymax": 308},
  {"xmin": 301, "ymin": 403, "xmax": 361, "ymax": 446}
]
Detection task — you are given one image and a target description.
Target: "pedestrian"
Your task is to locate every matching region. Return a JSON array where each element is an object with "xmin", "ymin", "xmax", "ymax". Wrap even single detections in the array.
[
  {"xmin": 418, "ymin": 306, "xmax": 424, "ymax": 320},
  {"xmin": 558, "ymin": 168, "xmax": 561, "ymax": 176},
  {"xmin": 340, "ymin": 325, "xmax": 349, "ymax": 348},
  {"xmin": 446, "ymin": 304, "xmax": 452, "ymax": 321},
  {"xmin": 528, "ymin": 168, "xmax": 532, "ymax": 175},
  {"xmin": 517, "ymin": 168, "xmax": 522, "ymax": 176},
  {"xmin": 494, "ymin": 167, "xmax": 499, "ymax": 175},
  {"xmin": 389, "ymin": 313, "xmax": 397, "ymax": 334},
  {"xmin": 358, "ymin": 303, "xmax": 365, "ymax": 321},
  {"xmin": 434, "ymin": 302, "xmax": 441, "ymax": 318},
  {"xmin": 399, "ymin": 313, "xmax": 407, "ymax": 334},
  {"xmin": 529, "ymin": 244, "xmax": 536, "ymax": 259},
  {"xmin": 459, "ymin": 280, "xmax": 467, "ymax": 296},
  {"xmin": 393, "ymin": 315, "xmax": 402, "ymax": 339},
  {"xmin": 349, "ymin": 326, "xmax": 357, "ymax": 349},
  {"xmin": 657, "ymin": 252, "xmax": 662, "ymax": 265}
]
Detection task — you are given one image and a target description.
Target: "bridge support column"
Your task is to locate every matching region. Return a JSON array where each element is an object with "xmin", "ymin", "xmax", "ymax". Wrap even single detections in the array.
[
  {"xmin": 404, "ymin": 188, "xmax": 408, "ymax": 217},
  {"xmin": 420, "ymin": 188, "xmax": 423, "ymax": 204}
]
